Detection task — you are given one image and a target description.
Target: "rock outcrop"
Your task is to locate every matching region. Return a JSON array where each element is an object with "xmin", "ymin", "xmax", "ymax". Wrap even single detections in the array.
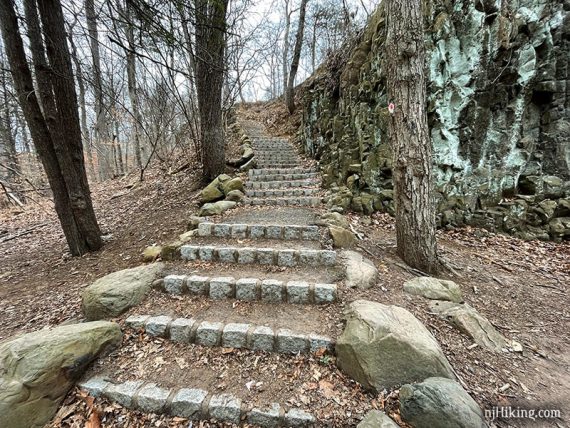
[
  {"xmin": 82, "ymin": 263, "xmax": 164, "ymax": 320},
  {"xmin": 0, "ymin": 321, "xmax": 121, "ymax": 428},
  {"xmin": 399, "ymin": 377, "xmax": 487, "ymax": 428},
  {"xmin": 301, "ymin": 1, "xmax": 569, "ymax": 241},
  {"xmin": 335, "ymin": 300, "xmax": 455, "ymax": 391}
]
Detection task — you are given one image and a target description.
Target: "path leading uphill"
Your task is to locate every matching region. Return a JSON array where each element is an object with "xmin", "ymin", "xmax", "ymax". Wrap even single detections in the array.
[{"xmin": 78, "ymin": 120, "xmax": 376, "ymax": 426}]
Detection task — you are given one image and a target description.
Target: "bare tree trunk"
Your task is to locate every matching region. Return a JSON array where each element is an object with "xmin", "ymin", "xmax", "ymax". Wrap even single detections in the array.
[
  {"xmin": 86, "ymin": 0, "xmax": 111, "ymax": 180},
  {"xmin": 1, "ymin": 0, "xmax": 102, "ymax": 255},
  {"xmin": 124, "ymin": 0, "xmax": 143, "ymax": 170},
  {"xmin": 0, "ymin": 53, "xmax": 18, "ymax": 179},
  {"xmin": 282, "ymin": 0, "xmax": 290, "ymax": 96},
  {"xmin": 385, "ymin": 0, "xmax": 438, "ymax": 273},
  {"xmin": 194, "ymin": 0, "xmax": 228, "ymax": 181},
  {"xmin": 68, "ymin": 26, "xmax": 95, "ymax": 181},
  {"xmin": 285, "ymin": 0, "xmax": 308, "ymax": 114}
]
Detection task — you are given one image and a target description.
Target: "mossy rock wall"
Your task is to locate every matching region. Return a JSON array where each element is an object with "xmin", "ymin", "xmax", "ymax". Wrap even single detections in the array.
[{"xmin": 300, "ymin": 0, "xmax": 570, "ymax": 240}]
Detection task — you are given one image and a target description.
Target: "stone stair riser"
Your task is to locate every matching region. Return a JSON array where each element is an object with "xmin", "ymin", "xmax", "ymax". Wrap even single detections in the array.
[
  {"xmin": 250, "ymin": 168, "xmax": 316, "ymax": 175},
  {"xmin": 197, "ymin": 222, "xmax": 321, "ymax": 240},
  {"xmin": 180, "ymin": 245, "xmax": 336, "ymax": 267},
  {"xmin": 124, "ymin": 315, "xmax": 335, "ymax": 355},
  {"xmin": 257, "ymin": 164, "xmax": 301, "ymax": 168},
  {"xmin": 243, "ymin": 197, "xmax": 322, "ymax": 207},
  {"xmin": 245, "ymin": 188, "xmax": 320, "ymax": 197},
  {"xmin": 161, "ymin": 275, "xmax": 337, "ymax": 304},
  {"xmin": 79, "ymin": 378, "xmax": 315, "ymax": 427},
  {"xmin": 249, "ymin": 173, "xmax": 320, "ymax": 182},
  {"xmin": 245, "ymin": 179, "xmax": 319, "ymax": 189}
]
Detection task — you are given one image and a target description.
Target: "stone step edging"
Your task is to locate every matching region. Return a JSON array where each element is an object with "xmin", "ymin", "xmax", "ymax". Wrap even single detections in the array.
[
  {"xmin": 245, "ymin": 188, "xmax": 321, "ymax": 197},
  {"xmin": 180, "ymin": 245, "xmax": 336, "ymax": 266},
  {"xmin": 79, "ymin": 377, "xmax": 315, "ymax": 427},
  {"xmin": 196, "ymin": 222, "xmax": 321, "ymax": 240},
  {"xmin": 248, "ymin": 172, "xmax": 320, "ymax": 182},
  {"xmin": 159, "ymin": 274, "xmax": 337, "ymax": 304},
  {"xmin": 243, "ymin": 197, "xmax": 322, "ymax": 207},
  {"xmin": 249, "ymin": 168, "xmax": 317, "ymax": 175},
  {"xmin": 245, "ymin": 179, "xmax": 320, "ymax": 189},
  {"xmin": 124, "ymin": 315, "xmax": 335, "ymax": 354}
]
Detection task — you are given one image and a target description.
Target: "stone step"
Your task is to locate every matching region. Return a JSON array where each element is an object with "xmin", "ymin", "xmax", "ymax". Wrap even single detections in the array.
[
  {"xmin": 243, "ymin": 196, "xmax": 322, "ymax": 207},
  {"xmin": 250, "ymin": 167, "xmax": 316, "ymax": 176},
  {"xmin": 124, "ymin": 314, "xmax": 335, "ymax": 355},
  {"xmin": 257, "ymin": 163, "xmax": 301, "ymax": 168},
  {"xmin": 180, "ymin": 244, "xmax": 336, "ymax": 266},
  {"xmin": 79, "ymin": 377, "xmax": 315, "ymax": 427},
  {"xmin": 196, "ymin": 222, "xmax": 321, "ymax": 240},
  {"xmin": 249, "ymin": 172, "xmax": 320, "ymax": 182},
  {"xmin": 160, "ymin": 274, "xmax": 337, "ymax": 304},
  {"xmin": 245, "ymin": 188, "xmax": 320, "ymax": 198},
  {"xmin": 255, "ymin": 156, "xmax": 299, "ymax": 162},
  {"xmin": 245, "ymin": 179, "xmax": 320, "ymax": 189}
]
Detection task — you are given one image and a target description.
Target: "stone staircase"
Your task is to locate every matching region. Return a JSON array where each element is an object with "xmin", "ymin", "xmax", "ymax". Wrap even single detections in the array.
[{"xmin": 79, "ymin": 121, "xmax": 347, "ymax": 426}]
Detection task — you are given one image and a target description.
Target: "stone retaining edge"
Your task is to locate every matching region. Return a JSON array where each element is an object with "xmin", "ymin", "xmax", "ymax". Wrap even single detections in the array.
[
  {"xmin": 159, "ymin": 274, "xmax": 337, "ymax": 304},
  {"xmin": 79, "ymin": 377, "xmax": 315, "ymax": 427}
]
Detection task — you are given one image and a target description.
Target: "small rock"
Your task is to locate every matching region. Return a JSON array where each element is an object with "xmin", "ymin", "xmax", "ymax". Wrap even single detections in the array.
[
  {"xmin": 329, "ymin": 226, "xmax": 357, "ymax": 248},
  {"xmin": 226, "ymin": 189, "xmax": 245, "ymax": 202},
  {"xmin": 319, "ymin": 212, "xmax": 350, "ymax": 229},
  {"xmin": 160, "ymin": 241, "xmax": 182, "ymax": 261},
  {"xmin": 357, "ymin": 410, "xmax": 399, "ymax": 428},
  {"xmin": 179, "ymin": 230, "xmax": 197, "ymax": 243},
  {"xmin": 187, "ymin": 215, "xmax": 202, "ymax": 230},
  {"xmin": 221, "ymin": 177, "xmax": 244, "ymax": 195},
  {"xmin": 404, "ymin": 276, "xmax": 463, "ymax": 303},
  {"xmin": 142, "ymin": 245, "xmax": 162, "ymax": 262},
  {"xmin": 198, "ymin": 200, "xmax": 237, "ymax": 216},
  {"xmin": 344, "ymin": 250, "xmax": 378, "ymax": 289},
  {"xmin": 399, "ymin": 377, "xmax": 486, "ymax": 428}
]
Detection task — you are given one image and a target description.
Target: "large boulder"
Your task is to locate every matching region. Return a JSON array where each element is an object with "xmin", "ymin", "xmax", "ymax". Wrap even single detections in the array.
[
  {"xmin": 198, "ymin": 200, "xmax": 237, "ymax": 216},
  {"xmin": 399, "ymin": 377, "xmax": 486, "ymax": 428},
  {"xmin": 0, "ymin": 321, "xmax": 121, "ymax": 428},
  {"xmin": 429, "ymin": 301, "xmax": 509, "ymax": 352},
  {"xmin": 336, "ymin": 300, "xmax": 455, "ymax": 391},
  {"xmin": 82, "ymin": 263, "xmax": 164, "ymax": 320},
  {"xmin": 357, "ymin": 410, "xmax": 399, "ymax": 428},
  {"xmin": 404, "ymin": 276, "xmax": 463, "ymax": 303},
  {"xmin": 344, "ymin": 250, "xmax": 378, "ymax": 289}
]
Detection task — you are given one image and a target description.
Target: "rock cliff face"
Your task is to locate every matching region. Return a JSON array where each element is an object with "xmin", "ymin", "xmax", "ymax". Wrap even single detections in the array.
[{"xmin": 301, "ymin": 0, "xmax": 569, "ymax": 240}]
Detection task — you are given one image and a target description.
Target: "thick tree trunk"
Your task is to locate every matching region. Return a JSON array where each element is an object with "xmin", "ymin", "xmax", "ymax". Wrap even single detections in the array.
[
  {"xmin": 194, "ymin": 0, "xmax": 228, "ymax": 181},
  {"xmin": 385, "ymin": 0, "xmax": 438, "ymax": 273},
  {"xmin": 0, "ymin": 0, "xmax": 102, "ymax": 255},
  {"xmin": 285, "ymin": 0, "xmax": 308, "ymax": 114}
]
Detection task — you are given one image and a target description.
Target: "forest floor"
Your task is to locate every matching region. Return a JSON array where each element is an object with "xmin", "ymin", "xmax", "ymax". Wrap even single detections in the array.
[{"xmin": 0, "ymin": 104, "xmax": 569, "ymax": 427}]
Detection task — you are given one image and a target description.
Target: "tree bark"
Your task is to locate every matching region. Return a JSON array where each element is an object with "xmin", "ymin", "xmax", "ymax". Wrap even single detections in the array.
[
  {"xmin": 194, "ymin": 0, "xmax": 228, "ymax": 181},
  {"xmin": 385, "ymin": 0, "xmax": 438, "ymax": 273},
  {"xmin": 285, "ymin": 0, "xmax": 308, "ymax": 114},
  {"xmin": 0, "ymin": 0, "xmax": 102, "ymax": 255},
  {"xmin": 85, "ymin": 0, "xmax": 111, "ymax": 180},
  {"xmin": 124, "ymin": 0, "xmax": 143, "ymax": 170},
  {"xmin": 282, "ymin": 0, "xmax": 291, "ymax": 96}
]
